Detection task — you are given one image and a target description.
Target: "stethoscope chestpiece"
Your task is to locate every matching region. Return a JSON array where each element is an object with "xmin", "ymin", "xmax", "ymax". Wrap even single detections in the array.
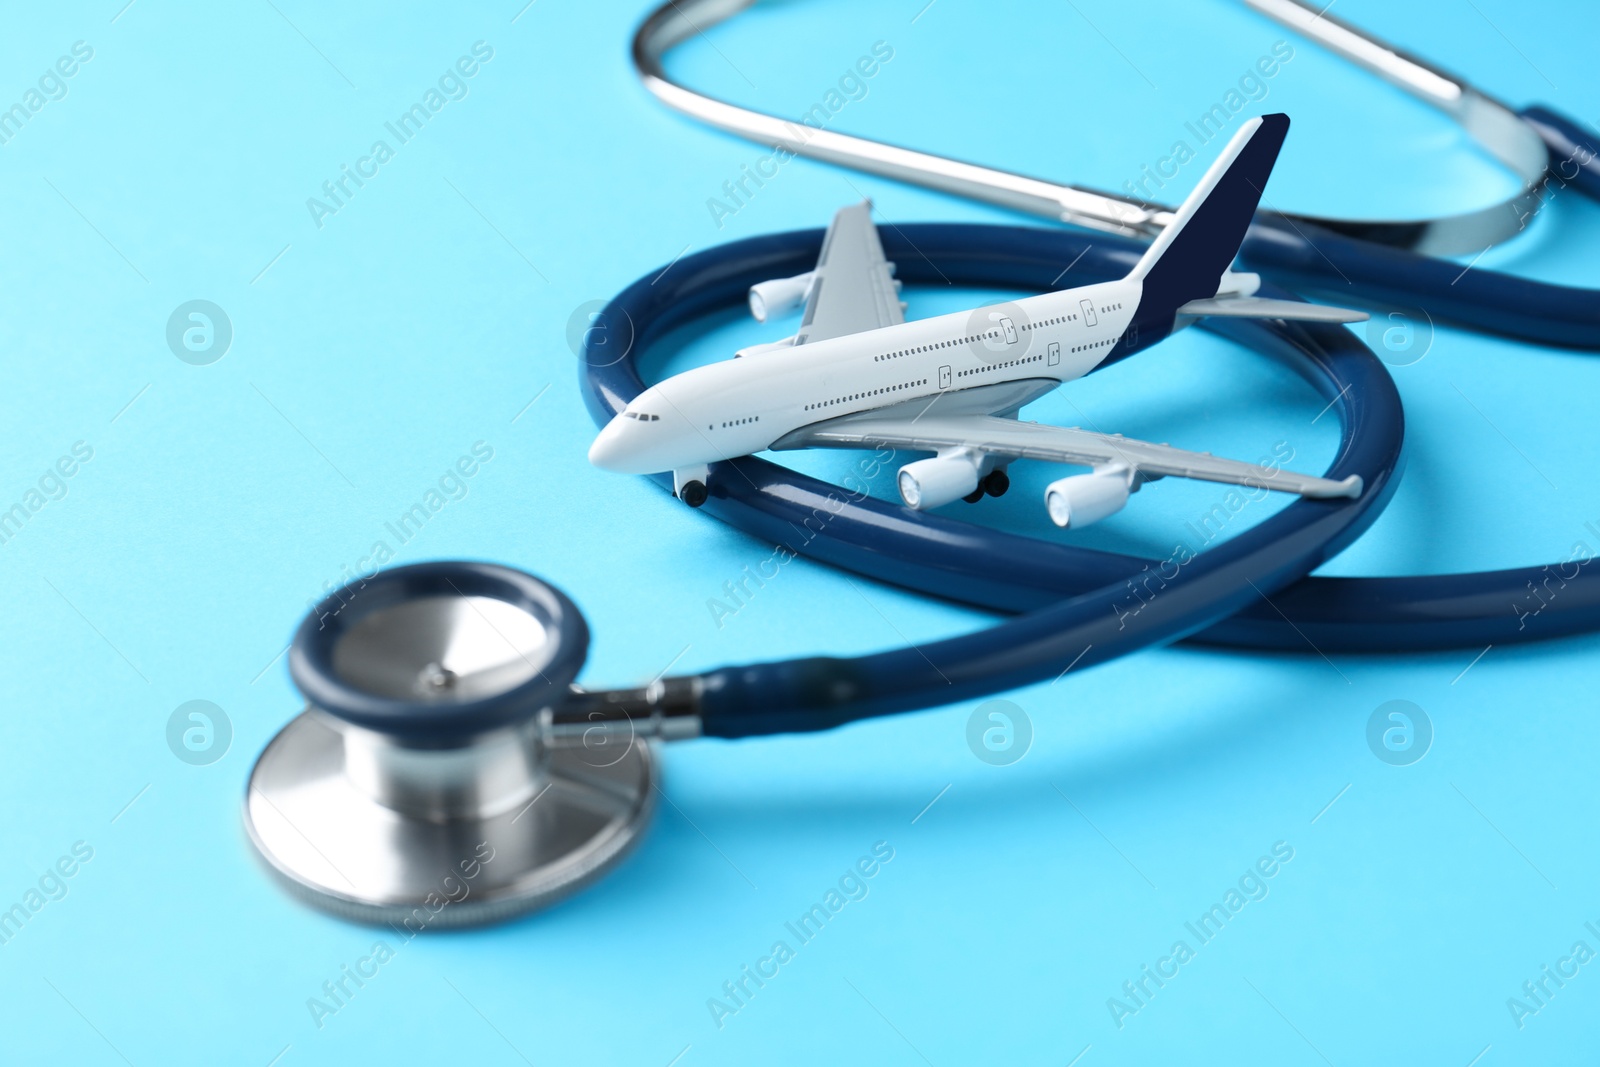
[{"xmin": 244, "ymin": 561, "xmax": 658, "ymax": 928}]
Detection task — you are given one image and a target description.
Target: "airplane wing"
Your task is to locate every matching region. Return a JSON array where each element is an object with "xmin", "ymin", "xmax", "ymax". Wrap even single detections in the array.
[
  {"xmin": 787, "ymin": 412, "xmax": 1362, "ymax": 498},
  {"xmin": 792, "ymin": 201, "xmax": 905, "ymax": 345}
]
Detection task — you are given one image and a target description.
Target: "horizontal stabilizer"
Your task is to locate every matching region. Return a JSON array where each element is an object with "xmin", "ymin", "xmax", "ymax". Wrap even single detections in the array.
[{"xmin": 1176, "ymin": 296, "xmax": 1368, "ymax": 323}]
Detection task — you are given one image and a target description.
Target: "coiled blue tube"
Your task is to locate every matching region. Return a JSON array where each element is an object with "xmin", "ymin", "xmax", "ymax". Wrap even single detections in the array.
[{"xmin": 587, "ymin": 222, "xmax": 1600, "ymax": 661}]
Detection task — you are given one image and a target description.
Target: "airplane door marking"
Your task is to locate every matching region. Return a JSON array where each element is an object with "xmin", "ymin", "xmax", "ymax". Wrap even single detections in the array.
[
  {"xmin": 1080, "ymin": 299, "xmax": 1098, "ymax": 326},
  {"xmin": 1047, "ymin": 341, "xmax": 1060, "ymax": 366},
  {"xmin": 998, "ymin": 316, "xmax": 1017, "ymax": 344},
  {"xmin": 938, "ymin": 365, "xmax": 952, "ymax": 389}
]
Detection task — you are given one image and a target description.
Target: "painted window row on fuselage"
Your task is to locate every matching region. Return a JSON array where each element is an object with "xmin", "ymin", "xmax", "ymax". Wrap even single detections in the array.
[
  {"xmin": 958, "ymin": 353, "xmax": 1048, "ymax": 378},
  {"xmin": 804, "ymin": 378, "xmax": 929, "ymax": 413},
  {"xmin": 872, "ymin": 327, "xmax": 1007, "ymax": 363},
  {"xmin": 865, "ymin": 307, "xmax": 1100, "ymax": 366},
  {"xmin": 777, "ymin": 296, "xmax": 1128, "ymax": 423}
]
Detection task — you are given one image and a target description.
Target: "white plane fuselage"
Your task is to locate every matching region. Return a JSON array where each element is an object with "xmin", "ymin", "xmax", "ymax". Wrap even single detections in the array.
[{"xmin": 588, "ymin": 279, "xmax": 1143, "ymax": 475}]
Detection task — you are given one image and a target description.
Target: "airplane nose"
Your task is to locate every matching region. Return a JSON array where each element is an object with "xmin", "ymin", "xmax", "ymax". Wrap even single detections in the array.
[{"xmin": 588, "ymin": 417, "xmax": 632, "ymax": 471}]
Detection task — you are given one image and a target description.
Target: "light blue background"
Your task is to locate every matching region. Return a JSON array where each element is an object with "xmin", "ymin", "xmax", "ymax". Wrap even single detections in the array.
[{"xmin": 1, "ymin": 1, "xmax": 1597, "ymax": 1063}]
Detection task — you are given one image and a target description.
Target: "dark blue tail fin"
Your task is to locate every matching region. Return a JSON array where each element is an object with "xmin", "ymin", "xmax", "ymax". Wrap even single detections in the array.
[{"xmin": 1126, "ymin": 113, "xmax": 1290, "ymax": 333}]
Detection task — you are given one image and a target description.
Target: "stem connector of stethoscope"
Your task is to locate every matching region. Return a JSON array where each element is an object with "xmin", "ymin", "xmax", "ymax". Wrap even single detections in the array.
[{"xmin": 547, "ymin": 676, "xmax": 705, "ymax": 746}]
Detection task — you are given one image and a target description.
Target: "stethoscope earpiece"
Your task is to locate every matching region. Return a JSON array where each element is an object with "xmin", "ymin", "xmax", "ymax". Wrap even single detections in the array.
[{"xmin": 245, "ymin": 562, "xmax": 663, "ymax": 928}]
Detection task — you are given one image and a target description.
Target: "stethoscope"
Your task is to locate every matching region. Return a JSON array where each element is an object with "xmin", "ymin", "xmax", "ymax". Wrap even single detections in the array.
[
  {"xmin": 247, "ymin": 229, "xmax": 1403, "ymax": 925},
  {"xmin": 244, "ymin": 2, "xmax": 1596, "ymax": 926}
]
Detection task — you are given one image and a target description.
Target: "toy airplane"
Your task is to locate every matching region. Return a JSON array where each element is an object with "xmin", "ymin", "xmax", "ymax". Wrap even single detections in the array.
[{"xmin": 589, "ymin": 113, "xmax": 1367, "ymax": 527}]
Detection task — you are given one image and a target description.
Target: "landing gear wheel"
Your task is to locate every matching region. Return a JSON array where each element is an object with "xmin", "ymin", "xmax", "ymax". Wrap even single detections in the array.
[
  {"xmin": 962, "ymin": 487, "xmax": 985, "ymax": 504},
  {"xmin": 679, "ymin": 480, "xmax": 709, "ymax": 508},
  {"xmin": 982, "ymin": 469, "xmax": 1010, "ymax": 498}
]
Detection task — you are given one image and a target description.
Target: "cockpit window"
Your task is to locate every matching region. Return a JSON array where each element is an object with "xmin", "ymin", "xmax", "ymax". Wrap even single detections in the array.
[{"xmin": 623, "ymin": 411, "xmax": 660, "ymax": 421}]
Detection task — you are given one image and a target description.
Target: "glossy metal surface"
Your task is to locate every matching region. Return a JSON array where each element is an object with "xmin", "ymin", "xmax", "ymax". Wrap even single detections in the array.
[
  {"xmin": 1241, "ymin": 0, "xmax": 1546, "ymax": 251},
  {"xmin": 331, "ymin": 594, "xmax": 553, "ymax": 704},
  {"xmin": 245, "ymin": 710, "xmax": 655, "ymax": 927},
  {"xmin": 632, "ymin": 0, "xmax": 1545, "ymax": 255},
  {"xmin": 632, "ymin": 0, "xmax": 1165, "ymax": 240}
]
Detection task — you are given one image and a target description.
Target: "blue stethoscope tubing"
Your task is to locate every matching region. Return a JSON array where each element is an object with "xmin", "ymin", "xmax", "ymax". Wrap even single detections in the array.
[
  {"xmin": 583, "ymin": 223, "xmax": 1410, "ymax": 738},
  {"xmin": 585, "ymin": 224, "xmax": 1600, "ymax": 734},
  {"xmin": 1521, "ymin": 106, "xmax": 1600, "ymax": 205}
]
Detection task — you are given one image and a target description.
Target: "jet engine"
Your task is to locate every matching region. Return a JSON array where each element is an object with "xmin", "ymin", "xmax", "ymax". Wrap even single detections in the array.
[
  {"xmin": 1044, "ymin": 467, "xmax": 1133, "ymax": 528},
  {"xmin": 897, "ymin": 453, "xmax": 983, "ymax": 510},
  {"xmin": 747, "ymin": 272, "xmax": 816, "ymax": 322}
]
